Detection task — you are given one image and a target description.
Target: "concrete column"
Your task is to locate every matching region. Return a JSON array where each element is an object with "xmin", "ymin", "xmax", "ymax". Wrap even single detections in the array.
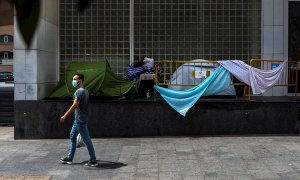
[
  {"xmin": 261, "ymin": 0, "xmax": 286, "ymax": 96},
  {"xmin": 262, "ymin": 0, "xmax": 285, "ymax": 59},
  {"xmin": 14, "ymin": 0, "xmax": 58, "ymax": 100}
]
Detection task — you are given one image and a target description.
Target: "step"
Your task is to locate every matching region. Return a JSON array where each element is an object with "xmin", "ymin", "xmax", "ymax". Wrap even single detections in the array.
[
  {"xmin": 0, "ymin": 102, "xmax": 13, "ymax": 107},
  {"xmin": 0, "ymin": 122, "xmax": 13, "ymax": 126},
  {"xmin": 0, "ymin": 98, "xmax": 14, "ymax": 102},
  {"xmin": 0, "ymin": 107, "xmax": 14, "ymax": 112},
  {"xmin": 0, "ymin": 88, "xmax": 14, "ymax": 126},
  {"xmin": 0, "ymin": 98, "xmax": 14, "ymax": 104},
  {"xmin": 0, "ymin": 101, "xmax": 13, "ymax": 104},
  {"xmin": 0, "ymin": 117, "xmax": 14, "ymax": 124},
  {"xmin": 0, "ymin": 96, "xmax": 14, "ymax": 100},
  {"xmin": 0, "ymin": 112, "xmax": 14, "ymax": 117},
  {"xmin": 0, "ymin": 91, "xmax": 14, "ymax": 96},
  {"xmin": 0, "ymin": 123, "xmax": 13, "ymax": 126}
]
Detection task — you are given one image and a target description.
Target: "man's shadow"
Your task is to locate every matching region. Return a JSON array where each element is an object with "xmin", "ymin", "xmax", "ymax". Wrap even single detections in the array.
[{"xmin": 73, "ymin": 160, "xmax": 127, "ymax": 169}]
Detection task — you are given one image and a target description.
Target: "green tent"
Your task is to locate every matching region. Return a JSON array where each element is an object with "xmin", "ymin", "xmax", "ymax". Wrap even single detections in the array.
[{"xmin": 48, "ymin": 61, "xmax": 134, "ymax": 98}]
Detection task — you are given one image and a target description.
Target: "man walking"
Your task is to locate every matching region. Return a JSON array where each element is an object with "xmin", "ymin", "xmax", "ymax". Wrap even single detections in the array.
[{"xmin": 60, "ymin": 74, "xmax": 98, "ymax": 167}]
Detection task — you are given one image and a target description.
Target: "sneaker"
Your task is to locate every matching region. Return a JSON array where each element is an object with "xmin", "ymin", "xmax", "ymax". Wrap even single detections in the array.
[
  {"xmin": 84, "ymin": 160, "xmax": 98, "ymax": 167},
  {"xmin": 60, "ymin": 157, "xmax": 72, "ymax": 165}
]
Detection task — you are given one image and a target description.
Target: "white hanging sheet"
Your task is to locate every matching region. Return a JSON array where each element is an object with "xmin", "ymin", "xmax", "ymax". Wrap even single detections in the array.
[{"xmin": 218, "ymin": 60, "xmax": 287, "ymax": 94}]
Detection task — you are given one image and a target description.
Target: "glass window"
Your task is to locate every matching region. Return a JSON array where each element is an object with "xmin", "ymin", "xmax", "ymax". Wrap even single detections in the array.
[
  {"xmin": 4, "ymin": 52, "xmax": 8, "ymax": 59},
  {"xmin": 59, "ymin": 0, "xmax": 131, "ymax": 78},
  {"xmin": 0, "ymin": 51, "xmax": 13, "ymax": 59},
  {"xmin": 59, "ymin": 0, "xmax": 261, "ymax": 77},
  {"xmin": 0, "ymin": 35, "xmax": 13, "ymax": 43},
  {"xmin": 133, "ymin": 0, "xmax": 261, "ymax": 61},
  {"xmin": 4, "ymin": 35, "xmax": 8, "ymax": 42}
]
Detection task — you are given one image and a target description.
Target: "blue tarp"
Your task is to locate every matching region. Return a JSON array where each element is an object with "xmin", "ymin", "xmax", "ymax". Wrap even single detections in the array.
[{"xmin": 154, "ymin": 66, "xmax": 232, "ymax": 116}]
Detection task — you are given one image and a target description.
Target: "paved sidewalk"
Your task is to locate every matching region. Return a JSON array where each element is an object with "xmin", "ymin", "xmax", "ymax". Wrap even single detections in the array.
[{"xmin": 1, "ymin": 127, "xmax": 300, "ymax": 180}]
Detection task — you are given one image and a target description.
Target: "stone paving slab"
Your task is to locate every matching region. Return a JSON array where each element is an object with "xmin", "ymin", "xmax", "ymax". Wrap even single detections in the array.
[
  {"xmin": 0, "ymin": 176, "xmax": 50, "ymax": 180},
  {"xmin": 1, "ymin": 127, "xmax": 300, "ymax": 179}
]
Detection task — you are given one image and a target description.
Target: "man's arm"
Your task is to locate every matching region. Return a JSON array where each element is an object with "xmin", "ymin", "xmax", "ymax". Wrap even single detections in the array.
[{"xmin": 60, "ymin": 99, "xmax": 79, "ymax": 123}]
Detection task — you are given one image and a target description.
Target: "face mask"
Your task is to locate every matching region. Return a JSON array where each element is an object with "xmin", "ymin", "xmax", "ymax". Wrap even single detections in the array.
[{"xmin": 72, "ymin": 80, "xmax": 79, "ymax": 87}]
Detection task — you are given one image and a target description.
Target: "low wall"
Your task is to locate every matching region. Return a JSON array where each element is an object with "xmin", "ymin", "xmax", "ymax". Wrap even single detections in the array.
[{"xmin": 14, "ymin": 98, "xmax": 299, "ymax": 139}]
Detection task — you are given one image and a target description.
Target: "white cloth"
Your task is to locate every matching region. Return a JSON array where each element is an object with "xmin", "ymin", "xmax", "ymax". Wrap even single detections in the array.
[{"xmin": 218, "ymin": 60, "xmax": 287, "ymax": 94}]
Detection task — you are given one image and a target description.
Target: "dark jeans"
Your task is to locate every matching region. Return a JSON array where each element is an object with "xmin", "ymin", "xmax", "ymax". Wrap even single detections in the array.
[{"xmin": 67, "ymin": 120, "xmax": 96, "ymax": 161}]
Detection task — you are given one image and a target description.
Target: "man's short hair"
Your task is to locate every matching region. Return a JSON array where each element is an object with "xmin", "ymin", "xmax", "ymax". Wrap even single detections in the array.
[{"xmin": 74, "ymin": 73, "xmax": 84, "ymax": 82}]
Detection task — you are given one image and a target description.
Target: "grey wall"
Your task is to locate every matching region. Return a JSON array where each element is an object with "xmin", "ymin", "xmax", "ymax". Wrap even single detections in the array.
[{"xmin": 14, "ymin": 99, "xmax": 298, "ymax": 139}]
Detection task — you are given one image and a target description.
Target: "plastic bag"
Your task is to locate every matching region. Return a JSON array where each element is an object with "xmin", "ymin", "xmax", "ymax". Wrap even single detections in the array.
[
  {"xmin": 76, "ymin": 134, "xmax": 85, "ymax": 148},
  {"xmin": 143, "ymin": 57, "xmax": 154, "ymax": 70}
]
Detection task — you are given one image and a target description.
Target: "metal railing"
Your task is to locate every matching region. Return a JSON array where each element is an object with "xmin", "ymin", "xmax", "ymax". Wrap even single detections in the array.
[
  {"xmin": 155, "ymin": 60, "xmax": 219, "ymax": 87},
  {"xmin": 154, "ymin": 59, "xmax": 298, "ymax": 99},
  {"xmin": 154, "ymin": 60, "xmax": 248, "ymax": 95},
  {"xmin": 247, "ymin": 59, "xmax": 298, "ymax": 99}
]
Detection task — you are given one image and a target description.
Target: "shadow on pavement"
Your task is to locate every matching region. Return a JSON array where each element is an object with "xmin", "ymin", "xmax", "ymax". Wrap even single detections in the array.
[
  {"xmin": 73, "ymin": 160, "xmax": 127, "ymax": 169},
  {"xmin": 97, "ymin": 161, "xmax": 127, "ymax": 169}
]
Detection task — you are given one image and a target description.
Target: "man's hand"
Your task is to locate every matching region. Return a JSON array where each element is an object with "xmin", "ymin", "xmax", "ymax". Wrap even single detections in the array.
[
  {"xmin": 60, "ymin": 99, "xmax": 78, "ymax": 123},
  {"xmin": 60, "ymin": 115, "xmax": 67, "ymax": 123}
]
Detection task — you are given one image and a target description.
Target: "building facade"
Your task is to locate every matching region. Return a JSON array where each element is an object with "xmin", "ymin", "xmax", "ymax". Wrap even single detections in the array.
[
  {"xmin": 0, "ymin": 0, "xmax": 14, "ymax": 73},
  {"xmin": 14, "ymin": 0, "xmax": 300, "ymax": 100}
]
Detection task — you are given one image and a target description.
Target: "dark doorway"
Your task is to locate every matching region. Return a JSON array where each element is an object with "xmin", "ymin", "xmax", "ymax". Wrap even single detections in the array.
[{"xmin": 288, "ymin": 1, "xmax": 300, "ymax": 93}]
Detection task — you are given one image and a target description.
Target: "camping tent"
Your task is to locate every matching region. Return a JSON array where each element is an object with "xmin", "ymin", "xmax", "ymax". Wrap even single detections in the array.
[{"xmin": 48, "ymin": 61, "xmax": 134, "ymax": 98}]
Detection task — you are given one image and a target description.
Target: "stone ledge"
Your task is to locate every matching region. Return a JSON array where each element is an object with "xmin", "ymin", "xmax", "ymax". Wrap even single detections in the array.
[{"xmin": 14, "ymin": 98, "xmax": 298, "ymax": 139}]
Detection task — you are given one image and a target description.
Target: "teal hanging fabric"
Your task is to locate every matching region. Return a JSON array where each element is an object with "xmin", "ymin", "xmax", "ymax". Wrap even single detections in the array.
[{"xmin": 154, "ymin": 66, "xmax": 232, "ymax": 116}]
